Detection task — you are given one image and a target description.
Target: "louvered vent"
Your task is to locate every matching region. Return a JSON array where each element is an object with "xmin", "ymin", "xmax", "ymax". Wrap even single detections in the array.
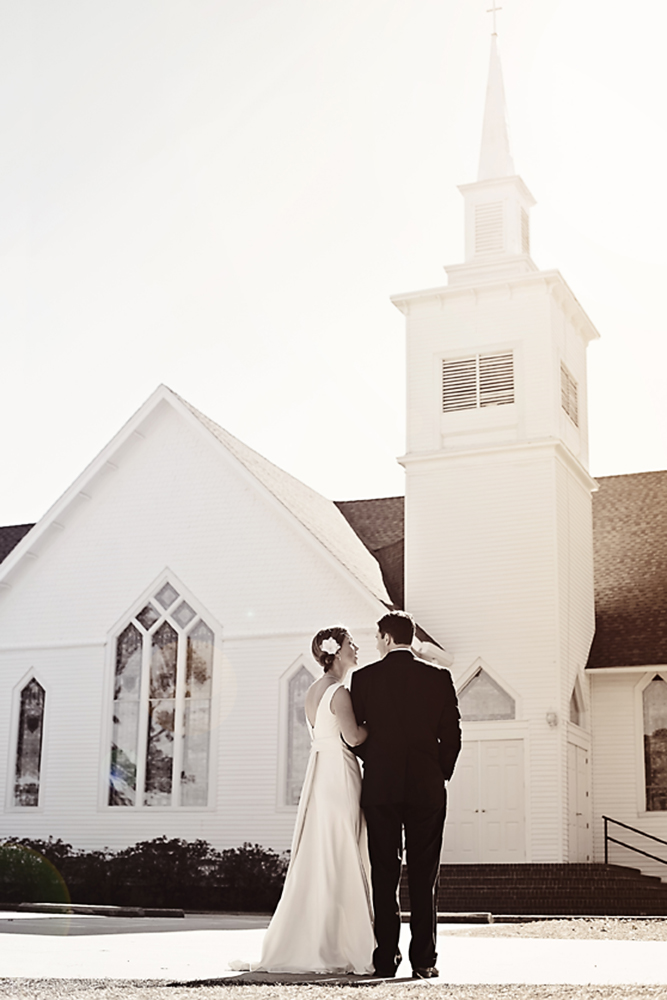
[
  {"xmin": 479, "ymin": 352, "xmax": 514, "ymax": 407},
  {"xmin": 443, "ymin": 352, "xmax": 514, "ymax": 412},
  {"xmin": 521, "ymin": 207, "xmax": 530, "ymax": 254},
  {"xmin": 474, "ymin": 202, "xmax": 504, "ymax": 254},
  {"xmin": 560, "ymin": 363, "xmax": 579, "ymax": 427},
  {"xmin": 442, "ymin": 357, "xmax": 478, "ymax": 412}
]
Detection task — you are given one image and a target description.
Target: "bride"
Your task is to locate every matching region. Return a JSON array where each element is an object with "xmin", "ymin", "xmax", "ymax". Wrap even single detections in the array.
[{"xmin": 256, "ymin": 626, "xmax": 375, "ymax": 974}]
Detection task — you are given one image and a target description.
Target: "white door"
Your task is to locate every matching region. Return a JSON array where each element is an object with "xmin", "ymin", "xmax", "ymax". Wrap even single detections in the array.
[
  {"xmin": 442, "ymin": 739, "xmax": 525, "ymax": 862},
  {"xmin": 567, "ymin": 743, "xmax": 591, "ymax": 862}
]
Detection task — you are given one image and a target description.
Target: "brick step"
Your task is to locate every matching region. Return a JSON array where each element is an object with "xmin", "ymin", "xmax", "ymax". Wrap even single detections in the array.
[
  {"xmin": 399, "ymin": 863, "xmax": 667, "ymax": 915},
  {"xmin": 435, "ymin": 864, "xmax": 653, "ymax": 880},
  {"xmin": 432, "ymin": 877, "xmax": 665, "ymax": 889}
]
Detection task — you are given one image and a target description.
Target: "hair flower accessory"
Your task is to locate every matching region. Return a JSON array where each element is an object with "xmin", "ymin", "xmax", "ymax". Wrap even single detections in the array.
[{"xmin": 321, "ymin": 637, "xmax": 341, "ymax": 656}]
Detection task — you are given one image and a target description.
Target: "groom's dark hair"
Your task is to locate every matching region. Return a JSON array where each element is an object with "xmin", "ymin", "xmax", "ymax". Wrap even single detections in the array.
[{"xmin": 377, "ymin": 610, "xmax": 415, "ymax": 646}]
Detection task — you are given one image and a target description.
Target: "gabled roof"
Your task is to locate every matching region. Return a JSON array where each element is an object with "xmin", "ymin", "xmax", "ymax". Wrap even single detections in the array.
[
  {"xmin": 0, "ymin": 386, "xmax": 390, "ymax": 607},
  {"xmin": 587, "ymin": 470, "xmax": 667, "ymax": 668},
  {"xmin": 3, "ymin": 391, "xmax": 664, "ymax": 669},
  {"xmin": 174, "ymin": 392, "xmax": 390, "ymax": 604}
]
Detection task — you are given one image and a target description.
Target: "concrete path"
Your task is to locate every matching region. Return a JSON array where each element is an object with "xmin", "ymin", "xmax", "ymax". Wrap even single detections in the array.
[{"xmin": 1, "ymin": 912, "xmax": 667, "ymax": 985}]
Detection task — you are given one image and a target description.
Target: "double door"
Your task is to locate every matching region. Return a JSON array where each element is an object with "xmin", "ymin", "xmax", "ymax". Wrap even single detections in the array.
[{"xmin": 442, "ymin": 739, "xmax": 525, "ymax": 862}]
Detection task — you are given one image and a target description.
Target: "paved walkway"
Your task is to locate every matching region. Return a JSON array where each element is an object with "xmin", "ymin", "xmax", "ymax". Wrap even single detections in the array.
[{"xmin": 1, "ymin": 912, "xmax": 667, "ymax": 985}]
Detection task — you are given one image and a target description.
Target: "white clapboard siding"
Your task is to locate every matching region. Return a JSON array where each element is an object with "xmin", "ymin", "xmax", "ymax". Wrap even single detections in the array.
[
  {"xmin": 398, "ymin": 248, "xmax": 597, "ymax": 864},
  {"xmin": 0, "ymin": 399, "xmax": 384, "ymax": 851},
  {"xmin": 590, "ymin": 672, "xmax": 667, "ymax": 882}
]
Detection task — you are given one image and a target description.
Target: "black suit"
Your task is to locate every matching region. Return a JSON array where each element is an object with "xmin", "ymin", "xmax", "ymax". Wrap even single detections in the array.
[{"xmin": 351, "ymin": 648, "xmax": 461, "ymax": 975}]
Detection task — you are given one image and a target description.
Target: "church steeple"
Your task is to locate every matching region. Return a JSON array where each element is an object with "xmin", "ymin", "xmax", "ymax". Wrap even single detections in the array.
[
  {"xmin": 477, "ymin": 34, "xmax": 515, "ymax": 181},
  {"xmin": 446, "ymin": 32, "xmax": 536, "ymax": 285}
]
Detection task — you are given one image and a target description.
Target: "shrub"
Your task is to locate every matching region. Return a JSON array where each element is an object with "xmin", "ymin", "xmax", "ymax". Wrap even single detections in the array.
[{"xmin": 0, "ymin": 836, "xmax": 288, "ymax": 911}]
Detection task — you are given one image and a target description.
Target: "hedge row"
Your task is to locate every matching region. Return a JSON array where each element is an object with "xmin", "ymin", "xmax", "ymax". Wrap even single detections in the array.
[{"xmin": 0, "ymin": 836, "xmax": 288, "ymax": 911}]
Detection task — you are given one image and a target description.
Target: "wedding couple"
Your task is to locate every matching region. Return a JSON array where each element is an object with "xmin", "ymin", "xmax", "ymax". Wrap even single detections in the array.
[{"xmin": 256, "ymin": 610, "xmax": 461, "ymax": 979}]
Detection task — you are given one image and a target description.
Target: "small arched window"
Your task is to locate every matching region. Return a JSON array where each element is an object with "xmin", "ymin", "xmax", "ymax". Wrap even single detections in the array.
[
  {"xmin": 285, "ymin": 666, "xmax": 313, "ymax": 806},
  {"xmin": 643, "ymin": 675, "xmax": 667, "ymax": 811},
  {"xmin": 109, "ymin": 582, "xmax": 214, "ymax": 808},
  {"xmin": 570, "ymin": 682, "xmax": 585, "ymax": 727},
  {"xmin": 14, "ymin": 679, "xmax": 46, "ymax": 807}
]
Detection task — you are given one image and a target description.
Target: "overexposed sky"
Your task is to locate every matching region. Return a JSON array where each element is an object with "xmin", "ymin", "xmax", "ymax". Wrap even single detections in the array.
[{"xmin": 1, "ymin": 0, "xmax": 666, "ymax": 526}]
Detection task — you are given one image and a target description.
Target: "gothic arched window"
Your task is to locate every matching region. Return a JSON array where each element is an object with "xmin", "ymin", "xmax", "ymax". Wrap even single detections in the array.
[
  {"xmin": 643, "ymin": 676, "xmax": 667, "ymax": 812},
  {"xmin": 14, "ymin": 679, "xmax": 46, "ymax": 807},
  {"xmin": 285, "ymin": 665, "xmax": 313, "ymax": 806},
  {"xmin": 109, "ymin": 582, "xmax": 214, "ymax": 808}
]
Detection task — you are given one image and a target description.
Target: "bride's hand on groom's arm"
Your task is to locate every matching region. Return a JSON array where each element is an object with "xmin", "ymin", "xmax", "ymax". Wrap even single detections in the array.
[{"xmin": 332, "ymin": 686, "xmax": 368, "ymax": 747}]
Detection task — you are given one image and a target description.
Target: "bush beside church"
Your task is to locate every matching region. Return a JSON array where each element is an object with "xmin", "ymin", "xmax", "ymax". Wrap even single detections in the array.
[{"xmin": 0, "ymin": 836, "xmax": 288, "ymax": 912}]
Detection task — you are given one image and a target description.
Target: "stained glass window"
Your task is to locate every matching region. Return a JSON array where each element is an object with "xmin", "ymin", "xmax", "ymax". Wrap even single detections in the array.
[
  {"xmin": 14, "ymin": 680, "xmax": 45, "ymax": 807},
  {"xmin": 286, "ymin": 666, "xmax": 313, "ymax": 806},
  {"xmin": 173, "ymin": 601, "xmax": 196, "ymax": 629},
  {"xmin": 181, "ymin": 621, "xmax": 213, "ymax": 806},
  {"xmin": 109, "ymin": 623, "xmax": 142, "ymax": 805},
  {"xmin": 136, "ymin": 603, "xmax": 160, "ymax": 630},
  {"xmin": 155, "ymin": 582, "xmax": 179, "ymax": 610},
  {"xmin": 644, "ymin": 676, "xmax": 667, "ymax": 811},
  {"xmin": 108, "ymin": 584, "xmax": 215, "ymax": 809}
]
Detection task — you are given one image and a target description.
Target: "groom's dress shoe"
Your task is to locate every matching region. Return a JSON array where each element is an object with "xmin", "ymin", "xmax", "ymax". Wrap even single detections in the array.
[{"xmin": 412, "ymin": 967, "xmax": 439, "ymax": 979}]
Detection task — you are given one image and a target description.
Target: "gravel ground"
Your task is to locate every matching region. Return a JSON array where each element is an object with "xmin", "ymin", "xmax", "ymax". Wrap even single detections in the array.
[
  {"xmin": 3, "ymin": 921, "xmax": 667, "ymax": 1000},
  {"xmin": 2, "ymin": 983, "xmax": 667, "ymax": 1000},
  {"xmin": 444, "ymin": 919, "xmax": 667, "ymax": 940}
]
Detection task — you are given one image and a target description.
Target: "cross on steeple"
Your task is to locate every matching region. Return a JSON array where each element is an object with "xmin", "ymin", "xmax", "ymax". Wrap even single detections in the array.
[{"xmin": 486, "ymin": 1, "xmax": 502, "ymax": 36}]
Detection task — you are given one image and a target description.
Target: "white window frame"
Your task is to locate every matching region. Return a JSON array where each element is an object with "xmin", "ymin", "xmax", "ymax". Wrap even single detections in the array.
[
  {"xmin": 634, "ymin": 670, "xmax": 667, "ymax": 816},
  {"xmin": 100, "ymin": 570, "xmax": 222, "ymax": 812},
  {"xmin": 569, "ymin": 675, "xmax": 589, "ymax": 732},
  {"xmin": 276, "ymin": 654, "xmax": 318, "ymax": 812},
  {"xmin": 5, "ymin": 668, "xmax": 49, "ymax": 812},
  {"xmin": 456, "ymin": 656, "xmax": 522, "ymax": 723}
]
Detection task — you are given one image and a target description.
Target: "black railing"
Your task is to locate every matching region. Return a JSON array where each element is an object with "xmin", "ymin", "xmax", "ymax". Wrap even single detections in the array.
[{"xmin": 603, "ymin": 815, "xmax": 667, "ymax": 869}]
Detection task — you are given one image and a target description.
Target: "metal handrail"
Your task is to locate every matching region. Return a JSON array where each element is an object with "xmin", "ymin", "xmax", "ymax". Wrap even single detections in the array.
[{"xmin": 603, "ymin": 815, "xmax": 667, "ymax": 868}]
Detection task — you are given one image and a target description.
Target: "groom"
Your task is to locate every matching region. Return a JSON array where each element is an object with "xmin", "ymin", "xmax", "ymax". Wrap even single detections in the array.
[{"xmin": 350, "ymin": 610, "xmax": 461, "ymax": 980}]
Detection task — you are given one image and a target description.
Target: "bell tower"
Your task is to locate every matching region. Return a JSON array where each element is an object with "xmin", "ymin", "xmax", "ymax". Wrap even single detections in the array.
[{"xmin": 394, "ymin": 30, "xmax": 599, "ymax": 863}]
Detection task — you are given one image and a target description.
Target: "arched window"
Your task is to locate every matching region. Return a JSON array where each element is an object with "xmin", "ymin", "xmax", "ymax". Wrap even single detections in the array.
[
  {"xmin": 570, "ymin": 681, "xmax": 585, "ymax": 727},
  {"xmin": 14, "ymin": 679, "xmax": 46, "ymax": 807},
  {"xmin": 285, "ymin": 666, "xmax": 313, "ymax": 806},
  {"xmin": 458, "ymin": 667, "xmax": 515, "ymax": 721},
  {"xmin": 643, "ymin": 675, "xmax": 667, "ymax": 811},
  {"xmin": 109, "ymin": 582, "xmax": 214, "ymax": 808}
]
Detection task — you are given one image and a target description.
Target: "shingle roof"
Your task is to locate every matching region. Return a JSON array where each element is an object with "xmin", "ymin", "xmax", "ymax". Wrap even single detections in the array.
[
  {"xmin": 587, "ymin": 470, "xmax": 667, "ymax": 668},
  {"xmin": 0, "ymin": 524, "xmax": 34, "ymax": 564},
  {"xmin": 335, "ymin": 498, "xmax": 405, "ymax": 607},
  {"xmin": 337, "ymin": 471, "xmax": 667, "ymax": 668}
]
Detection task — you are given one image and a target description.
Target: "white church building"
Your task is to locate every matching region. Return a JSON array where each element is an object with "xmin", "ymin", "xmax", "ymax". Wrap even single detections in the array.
[{"xmin": 1, "ymin": 38, "xmax": 666, "ymax": 874}]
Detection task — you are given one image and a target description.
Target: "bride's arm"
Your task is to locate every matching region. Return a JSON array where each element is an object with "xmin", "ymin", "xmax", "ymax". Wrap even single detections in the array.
[{"xmin": 331, "ymin": 686, "xmax": 368, "ymax": 746}]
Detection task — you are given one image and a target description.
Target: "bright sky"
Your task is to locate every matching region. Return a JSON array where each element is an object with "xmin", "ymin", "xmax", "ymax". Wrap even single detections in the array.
[{"xmin": 2, "ymin": 0, "xmax": 666, "ymax": 526}]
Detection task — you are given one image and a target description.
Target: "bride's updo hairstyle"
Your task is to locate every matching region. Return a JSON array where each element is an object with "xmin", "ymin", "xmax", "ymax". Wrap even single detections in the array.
[{"xmin": 312, "ymin": 626, "xmax": 350, "ymax": 673}]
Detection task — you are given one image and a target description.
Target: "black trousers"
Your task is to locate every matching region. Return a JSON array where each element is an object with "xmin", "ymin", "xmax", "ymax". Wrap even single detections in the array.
[{"xmin": 364, "ymin": 800, "xmax": 446, "ymax": 974}]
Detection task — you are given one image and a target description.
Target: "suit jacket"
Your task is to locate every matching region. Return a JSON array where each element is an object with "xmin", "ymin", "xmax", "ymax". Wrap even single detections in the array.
[{"xmin": 350, "ymin": 648, "xmax": 461, "ymax": 808}]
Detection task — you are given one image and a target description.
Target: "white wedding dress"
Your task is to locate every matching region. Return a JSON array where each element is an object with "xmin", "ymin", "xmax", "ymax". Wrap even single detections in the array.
[{"xmin": 257, "ymin": 681, "xmax": 375, "ymax": 974}]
